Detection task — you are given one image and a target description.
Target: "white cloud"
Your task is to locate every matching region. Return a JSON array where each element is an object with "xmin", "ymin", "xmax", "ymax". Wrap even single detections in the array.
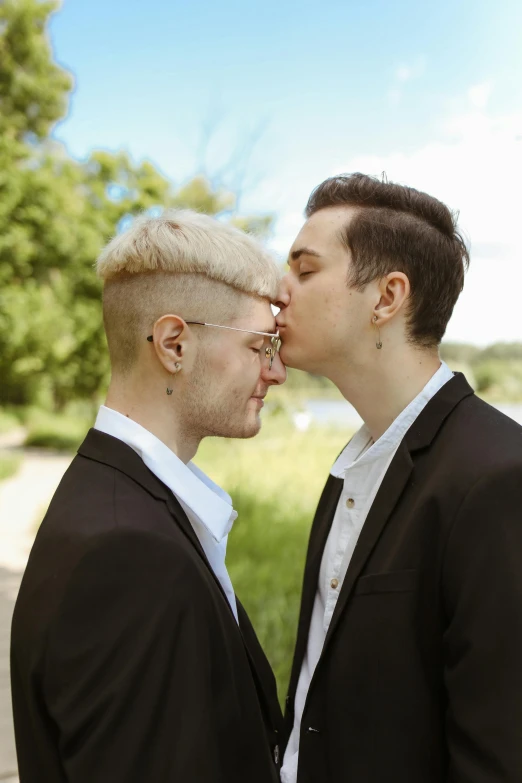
[
  {"xmin": 467, "ymin": 80, "xmax": 494, "ymax": 110},
  {"xmin": 268, "ymin": 210, "xmax": 305, "ymax": 260},
  {"xmin": 272, "ymin": 90, "xmax": 522, "ymax": 344}
]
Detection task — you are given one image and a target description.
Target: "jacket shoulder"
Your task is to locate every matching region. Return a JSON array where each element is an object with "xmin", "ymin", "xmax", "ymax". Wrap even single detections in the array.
[
  {"xmin": 448, "ymin": 394, "xmax": 522, "ymax": 465},
  {"xmin": 41, "ymin": 452, "xmax": 177, "ymax": 540}
]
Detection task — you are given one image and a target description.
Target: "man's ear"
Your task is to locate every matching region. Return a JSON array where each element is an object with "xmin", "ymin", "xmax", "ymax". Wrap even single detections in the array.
[
  {"xmin": 373, "ymin": 272, "xmax": 410, "ymax": 324},
  {"xmin": 150, "ymin": 315, "xmax": 197, "ymax": 375}
]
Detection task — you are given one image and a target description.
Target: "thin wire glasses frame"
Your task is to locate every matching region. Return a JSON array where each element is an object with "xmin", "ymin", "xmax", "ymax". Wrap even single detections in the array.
[{"xmin": 147, "ymin": 321, "xmax": 281, "ymax": 370}]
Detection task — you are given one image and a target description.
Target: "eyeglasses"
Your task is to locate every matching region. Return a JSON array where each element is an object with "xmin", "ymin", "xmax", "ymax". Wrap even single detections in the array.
[{"xmin": 147, "ymin": 321, "xmax": 281, "ymax": 370}]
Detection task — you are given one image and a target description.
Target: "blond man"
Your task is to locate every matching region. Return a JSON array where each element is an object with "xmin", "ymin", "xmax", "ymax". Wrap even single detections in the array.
[{"xmin": 11, "ymin": 211, "xmax": 286, "ymax": 783}]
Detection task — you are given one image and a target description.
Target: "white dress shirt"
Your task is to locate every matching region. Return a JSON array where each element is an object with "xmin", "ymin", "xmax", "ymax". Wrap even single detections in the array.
[
  {"xmin": 281, "ymin": 362, "xmax": 454, "ymax": 783},
  {"xmin": 94, "ymin": 405, "xmax": 239, "ymax": 622}
]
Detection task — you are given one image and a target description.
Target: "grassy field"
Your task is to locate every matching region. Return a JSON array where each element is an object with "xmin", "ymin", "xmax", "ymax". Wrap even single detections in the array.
[
  {"xmin": 0, "ymin": 409, "xmax": 20, "ymax": 435},
  {"xmin": 196, "ymin": 414, "xmax": 353, "ymax": 700},
  {"xmin": 23, "ymin": 408, "xmax": 90, "ymax": 451},
  {"xmin": 0, "ymin": 453, "xmax": 22, "ymax": 481}
]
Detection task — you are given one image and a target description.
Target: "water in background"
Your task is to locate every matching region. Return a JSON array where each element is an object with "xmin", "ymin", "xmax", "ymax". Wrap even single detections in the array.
[{"xmin": 295, "ymin": 400, "xmax": 522, "ymax": 430}]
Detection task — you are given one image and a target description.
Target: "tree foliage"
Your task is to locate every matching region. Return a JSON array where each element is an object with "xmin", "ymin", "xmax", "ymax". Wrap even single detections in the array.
[{"xmin": 0, "ymin": 0, "xmax": 272, "ymax": 408}]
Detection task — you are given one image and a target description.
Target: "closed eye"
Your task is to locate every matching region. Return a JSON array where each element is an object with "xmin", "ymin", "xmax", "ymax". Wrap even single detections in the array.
[
  {"xmin": 251, "ymin": 347, "xmax": 261, "ymax": 354},
  {"xmin": 299, "ymin": 271, "xmax": 314, "ymax": 278}
]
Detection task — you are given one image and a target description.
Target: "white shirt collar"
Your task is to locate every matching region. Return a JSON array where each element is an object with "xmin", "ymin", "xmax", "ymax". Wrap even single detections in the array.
[
  {"xmin": 331, "ymin": 361, "xmax": 454, "ymax": 477},
  {"xmin": 94, "ymin": 406, "xmax": 237, "ymax": 543}
]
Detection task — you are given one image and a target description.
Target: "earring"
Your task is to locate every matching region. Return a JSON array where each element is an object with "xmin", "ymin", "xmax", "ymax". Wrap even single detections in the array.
[
  {"xmin": 166, "ymin": 363, "xmax": 181, "ymax": 395},
  {"xmin": 372, "ymin": 316, "xmax": 382, "ymax": 350}
]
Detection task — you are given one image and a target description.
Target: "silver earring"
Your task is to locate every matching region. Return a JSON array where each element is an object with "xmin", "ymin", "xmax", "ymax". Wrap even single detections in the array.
[
  {"xmin": 166, "ymin": 364, "xmax": 181, "ymax": 395},
  {"xmin": 373, "ymin": 316, "xmax": 382, "ymax": 349}
]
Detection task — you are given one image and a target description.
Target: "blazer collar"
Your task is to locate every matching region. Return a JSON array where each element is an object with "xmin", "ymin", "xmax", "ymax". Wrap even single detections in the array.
[
  {"xmin": 79, "ymin": 429, "xmax": 280, "ymax": 725},
  {"xmin": 78, "ymin": 428, "xmax": 171, "ymax": 502},
  {"xmin": 78, "ymin": 430, "xmax": 231, "ymax": 616},
  {"xmin": 404, "ymin": 372, "xmax": 474, "ymax": 452},
  {"xmin": 288, "ymin": 373, "xmax": 475, "ymax": 710}
]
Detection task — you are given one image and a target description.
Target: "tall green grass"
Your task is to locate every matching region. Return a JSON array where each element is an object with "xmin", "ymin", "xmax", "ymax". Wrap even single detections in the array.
[
  {"xmin": 23, "ymin": 408, "xmax": 93, "ymax": 451},
  {"xmin": 197, "ymin": 415, "xmax": 353, "ymax": 700},
  {"xmin": 0, "ymin": 408, "xmax": 21, "ymax": 434},
  {"xmin": 0, "ymin": 453, "xmax": 22, "ymax": 481}
]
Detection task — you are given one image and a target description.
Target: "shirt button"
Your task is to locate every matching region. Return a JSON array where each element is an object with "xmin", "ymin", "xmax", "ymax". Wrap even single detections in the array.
[
  {"xmin": 346, "ymin": 497, "xmax": 355, "ymax": 508},
  {"xmin": 330, "ymin": 578, "xmax": 339, "ymax": 589}
]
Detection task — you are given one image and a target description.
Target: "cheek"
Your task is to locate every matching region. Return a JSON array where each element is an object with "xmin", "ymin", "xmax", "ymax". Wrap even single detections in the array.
[
  {"xmin": 214, "ymin": 352, "xmax": 260, "ymax": 387},
  {"xmin": 312, "ymin": 283, "xmax": 346, "ymax": 328}
]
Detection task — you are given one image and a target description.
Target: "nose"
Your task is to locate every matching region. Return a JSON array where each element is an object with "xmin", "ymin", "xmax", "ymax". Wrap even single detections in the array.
[
  {"xmin": 274, "ymin": 275, "xmax": 291, "ymax": 311},
  {"xmin": 261, "ymin": 351, "xmax": 286, "ymax": 386}
]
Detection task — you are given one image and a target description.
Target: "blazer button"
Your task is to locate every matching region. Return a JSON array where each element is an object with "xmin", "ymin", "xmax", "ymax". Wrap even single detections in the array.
[{"xmin": 273, "ymin": 745, "xmax": 280, "ymax": 765}]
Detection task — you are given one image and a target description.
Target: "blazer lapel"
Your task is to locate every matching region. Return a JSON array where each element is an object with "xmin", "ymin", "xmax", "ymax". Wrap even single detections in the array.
[
  {"xmin": 322, "ymin": 441, "xmax": 413, "ymax": 653},
  {"xmin": 163, "ymin": 491, "xmax": 240, "ymax": 624},
  {"xmin": 78, "ymin": 429, "xmax": 239, "ymax": 623},
  {"xmin": 321, "ymin": 373, "xmax": 475, "ymax": 655},
  {"xmin": 79, "ymin": 428, "xmax": 282, "ymax": 741},
  {"xmin": 287, "ymin": 475, "xmax": 343, "ymax": 701},
  {"xmin": 292, "ymin": 373, "xmax": 475, "ymax": 705},
  {"xmin": 236, "ymin": 599, "xmax": 284, "ymax": 733},
  {"xmin": 166, "ymin": 484, "xmax": 281, "ymax": 728}
]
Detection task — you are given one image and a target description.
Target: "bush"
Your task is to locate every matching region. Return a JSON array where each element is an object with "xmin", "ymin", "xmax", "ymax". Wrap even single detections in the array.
[
  {"xmin": 0, "ymin": 408, "xmax": 21, "ymax": 434},
  {"xmin": 24, "ymin": 409, "xmax": 92, "ymax": 451},
  {"xmin": 0, "ymin": 453, "xmax": 22, "ymax": 481},
  {"xmin": 473, "ymin": 359, "xmax": 522, "ymax": 401}
]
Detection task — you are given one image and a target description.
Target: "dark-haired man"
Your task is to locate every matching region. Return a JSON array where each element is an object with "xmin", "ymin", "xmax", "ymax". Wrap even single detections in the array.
[{"xmin": 276, "ymin": 174, "xmax": 522, "ymax": 783}]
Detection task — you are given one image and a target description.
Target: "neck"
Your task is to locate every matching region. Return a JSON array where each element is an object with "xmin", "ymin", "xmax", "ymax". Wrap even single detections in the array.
[
  {"xmin": 104, "ymin": 378, "xmax": 200, "ymax": 464},
  {"xmin": 328, "ymin": 344, "xmax": 441, "ymax": 442}
]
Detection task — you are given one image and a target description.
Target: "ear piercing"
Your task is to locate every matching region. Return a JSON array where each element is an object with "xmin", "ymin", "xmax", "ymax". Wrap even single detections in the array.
[
  {"xmin": 372, "ymin": 316, "xmax": 382, "ymax": 350},
  {"xmin": 166, "ymin": 363, "xmax": 181, "ymax": 395}
]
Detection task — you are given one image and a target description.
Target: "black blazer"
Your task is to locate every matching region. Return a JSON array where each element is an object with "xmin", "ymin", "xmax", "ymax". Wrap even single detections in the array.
[
  {"xmin": 285, "ymin": 374, "xmax": 522, "ymax": 783},
  {"xmin": 11, "ymin": 429, "xmax": 282, "ymax": 783}
]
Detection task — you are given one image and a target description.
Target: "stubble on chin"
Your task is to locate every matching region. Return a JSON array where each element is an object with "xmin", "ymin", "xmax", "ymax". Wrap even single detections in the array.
[{"xmin": 183, "ymin": 384, "xmax": 261, "ymax": 442}]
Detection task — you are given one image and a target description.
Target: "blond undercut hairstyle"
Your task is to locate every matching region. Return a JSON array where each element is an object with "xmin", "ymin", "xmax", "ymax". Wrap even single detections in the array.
[{"xmin": 96, "ymin": 209, "xmax": 281, "ymax": 375}]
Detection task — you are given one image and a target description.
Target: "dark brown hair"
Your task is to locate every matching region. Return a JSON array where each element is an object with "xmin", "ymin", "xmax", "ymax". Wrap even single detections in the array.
[{"xmin": 306, "ymin": 173, "xmax": 470, "ymax": 346}]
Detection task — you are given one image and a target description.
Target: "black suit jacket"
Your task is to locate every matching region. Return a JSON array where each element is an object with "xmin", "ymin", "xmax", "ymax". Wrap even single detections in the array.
[
  {"xmin": 285, "ymin": 374, "xmax": 522, "ymax": 783},
  {"xmin": 11, "ymin": 429, "xmax": 282, "ymax": 783}
]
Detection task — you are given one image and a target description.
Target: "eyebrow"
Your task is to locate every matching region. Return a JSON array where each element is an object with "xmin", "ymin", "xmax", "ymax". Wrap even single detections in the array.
[{"xmin": 289, "ymin": 247, "xmax": 322, "ymax": 262}]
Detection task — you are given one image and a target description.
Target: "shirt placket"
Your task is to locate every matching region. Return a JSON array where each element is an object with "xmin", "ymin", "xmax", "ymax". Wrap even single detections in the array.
[{"xmin": 323, "ymin": 466, "xmax": 360, "ymax": 631}]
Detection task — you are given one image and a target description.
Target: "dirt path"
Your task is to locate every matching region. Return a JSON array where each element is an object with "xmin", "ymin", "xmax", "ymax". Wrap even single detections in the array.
[{"xmin": 0, "ymin": 434, "xmax": 73, "ymax": 779}]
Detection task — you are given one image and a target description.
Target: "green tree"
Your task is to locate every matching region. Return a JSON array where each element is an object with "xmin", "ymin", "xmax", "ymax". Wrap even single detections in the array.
[
  {"xmin": 0, "ymin": 0, "xmax": 72, "ymax": 153},
  {"xmin": 0, "ymin": 0, "xmax": 273, "ymax": 409}
]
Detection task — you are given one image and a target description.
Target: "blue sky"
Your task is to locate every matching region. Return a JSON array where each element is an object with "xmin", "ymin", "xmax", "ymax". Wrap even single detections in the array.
[{"xmin": 50, "ymin": 0, "xmax": 522, "ymax": 345}]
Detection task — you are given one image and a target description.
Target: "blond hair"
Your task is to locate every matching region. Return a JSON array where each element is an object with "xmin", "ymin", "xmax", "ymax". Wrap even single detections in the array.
[
  {"xmin": 96, "ymin": 210, "xmax": 281, "ymax": 375},
  {"xmin": 96, "ymin": 209, "xmax": 280, "ymax": 298}
]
